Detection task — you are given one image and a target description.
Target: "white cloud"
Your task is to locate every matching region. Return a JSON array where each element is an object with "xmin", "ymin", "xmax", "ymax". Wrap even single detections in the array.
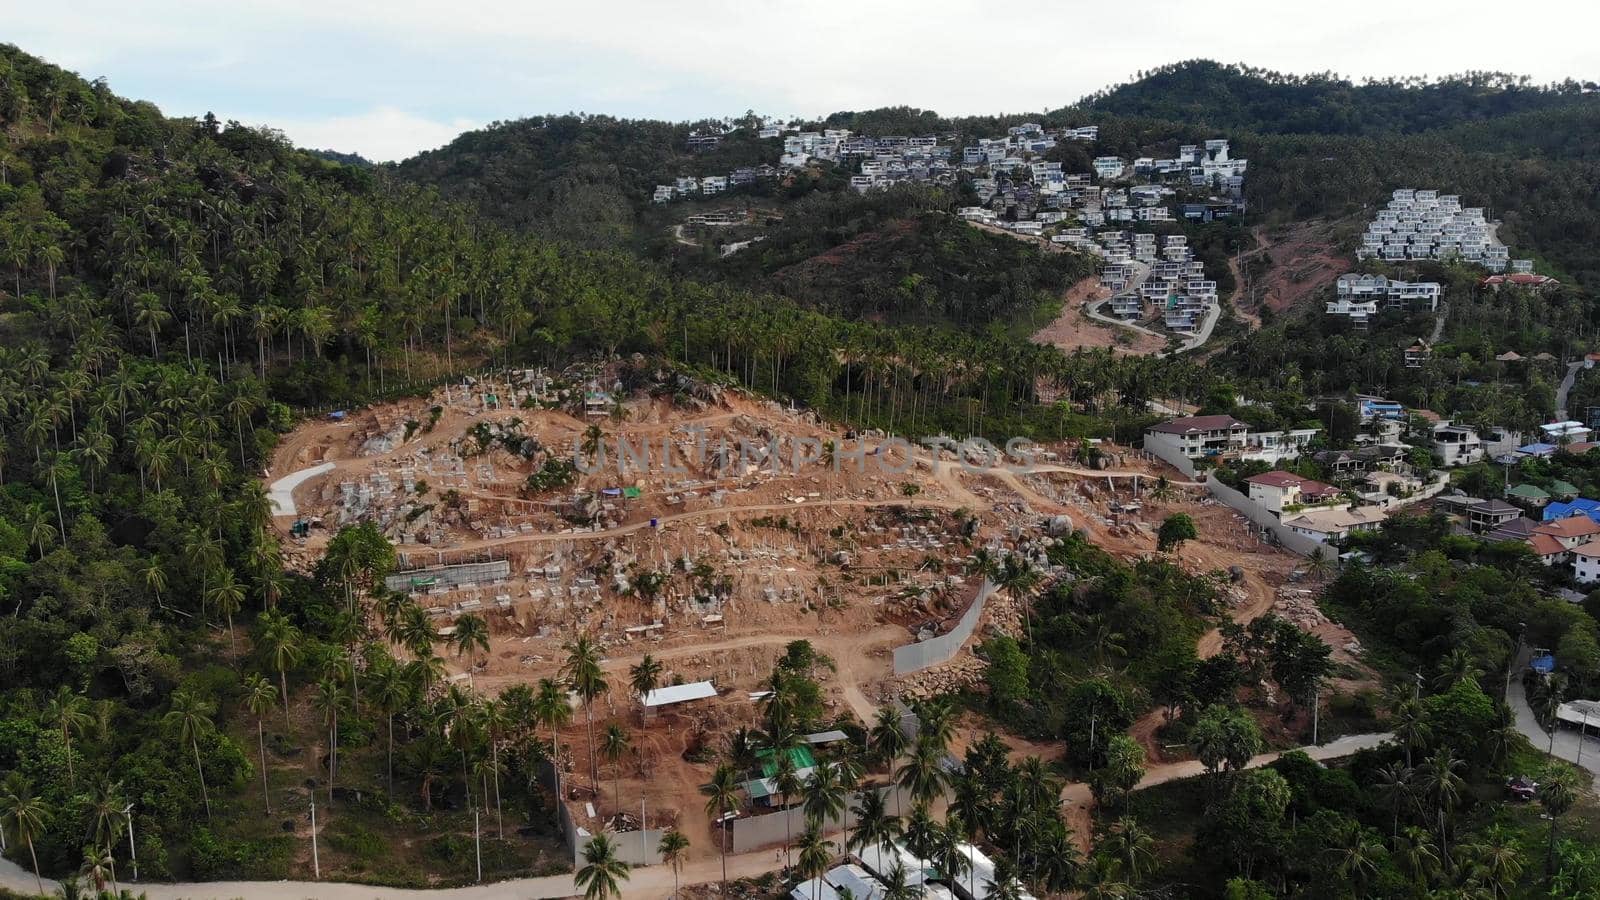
[{"xmin": 265, "ymin": 107, "xmax": 482, "ymax": 163}]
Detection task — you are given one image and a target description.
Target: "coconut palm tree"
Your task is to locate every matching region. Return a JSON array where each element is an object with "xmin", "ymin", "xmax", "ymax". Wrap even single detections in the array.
[
  {"xmin": 896, "ymin": 741, "xmax": 947, "ymax": 809},
  {"xmin": 1372, "ymin": 761, "xmax": 1414, "ymax": 837},
  {"xmin": 81, "ymin": 845, "xmax": 115, "ymax": 895},
  {"xmin": 936, "ymin": 814, "xmax": 973, "ymax": 900},
  {"xmin": 1432, "ymin": 648, "xmax": 1482, "ymax": 691},
  {"xmin": 0, "ymin": 774, "xmax": 49, "ymax": 894},
  {"xmin": 773, "ymin": 750, "xmax": 803, "ymax": 868},
  {"xmin": 1101, "ymin": 816, "xmax": 1156, "ymax": 884},
  {"xmin": 396, "ymin": 603, "xmax": 439, "ymax": 660},
  {"xmin": 451, "ymin": 613, "xmax": 491, "ymax": 665},
  {"xmin": 658, "ymin": 829, "xmax": 690, "ymax": 899},
  {"xmin": 574, "ymin": 833, "xmax": 630, "ymax": 900},
  {"xmin": 44, "ymin": 685, "xmax": 92, "ymax": 790},
  {"xmin": 601, "ymin": 723, "xmax": 631, "ymax": 814},
  {"xmin": 1416, "ymin": 749, "xmax": 1464, "ymax": 869},
  {"xmin": 534, "ymin": 677, "xmax": 574, "ymax": 828},
  {"xmin": 1324, "ymin": 818, "xmax": 1383, "ymax": 893},
  {"xmin": 562, "ymin": 634, "xmax": 609, "ymax": 789},
  {"xmin": 369, "ymin": 661, "xmax": 411, "ymax": 799},
  {"xmin": 701, "ymin": 763, "xmax": 741, "ymax": 894},
  {"xmin": 913, "ymin": 698, "xmax": 956, "ymax": 758},
  {"xmin": 313, "ymin": 678, "xmax": 351, "ymax": 805},
  {"xmin": 796, "ymin": 825, "xmax": 833, "ymax": 900},
  {"xmin": 1391, "ymin": 825, "xmax": 1440, "ymax": 889},
  {"xmin": 869, "ymin": 705, "xmax": 908, "ymax": 816},
  {"xmin": 997, "ymin": 553, "xmax": 1041, "ymax": 642},
  {"xmin": 163, "ymin": 691, "xmax": 216, "ymax": 820},
  {"xmin": 1390, "ymin": 692, "xmax": 1430, "ymax": 769},
  {"xmin": 1539, "ymin": 767, "xmax": 1577, "ymax": 878},
  {"xmin": 243, "ymin": 673, "xmax": 279, "ymax": 812},
  {"xmin": 903, "ymin": 803, "xmax": 939, "ymax": 882},
  {"xmin": 629, "ymin": 654, "xmax": 663, "ymax": 724},
  {"xmin": 258, "ymin": 610, "xmax": 303, "ymax": 728},
  {"xmin": 1464, "ymin": 823, "xmax": 1522, "ymax": 899},
  {"xmin": 847, "ymin": 787, "xmax": 901, "ymax": 856},
  {"xmin": 86, "ymin": 779, "xmax": 125, "ymax": 895},
  {"xmin": 803, "ymin": 760, "xmax": 847, "ymax": 832},
  {"xmin": 964, "ymin": 547, "xmax": 999, "ymax": 582},
  {"xmin": 207, "ymin": 570, "xmax": 246, "ymax": 650},
  {"xmin": 479, "ymin": 698, "xmax": 510, "ymax": 837},
  {"xmin": 880, "ymin": 862, "xmax": 917, "ymax": 900}
]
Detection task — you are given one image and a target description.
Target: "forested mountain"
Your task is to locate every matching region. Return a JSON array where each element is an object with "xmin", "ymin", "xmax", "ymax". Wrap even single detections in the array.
[
  {"xmin": 1085, "ymin": 60, "xmax": 1596, "ymax": 135},
  {"xmin": 693, "ymin": 186, "xmax": 1096, "ymax": 326},
  {"xmin": 393, "ymin": 114, "xmax": 780, "ymax": 249}
]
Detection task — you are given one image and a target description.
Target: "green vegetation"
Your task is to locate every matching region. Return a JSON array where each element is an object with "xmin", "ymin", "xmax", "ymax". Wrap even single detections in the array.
[
  {"xmin": 701, "ymin": 186, "xmax": 1096, "ymax": 326},
  {"xmin": 1086, "ymin": 61, "xmax": 1593, "ymax": 136}
]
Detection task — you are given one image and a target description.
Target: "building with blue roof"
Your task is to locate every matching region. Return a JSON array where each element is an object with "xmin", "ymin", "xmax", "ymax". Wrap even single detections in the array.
[{"xmin": 1543, "ymin": 498, "xmax": 1600, "ymax": 523}]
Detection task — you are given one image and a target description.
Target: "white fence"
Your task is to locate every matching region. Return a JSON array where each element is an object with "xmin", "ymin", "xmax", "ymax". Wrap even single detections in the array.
[
  {"xmin": 729, "ymin": 784, "xmax": 914, "ymax": 853},
  {"xmin": 891, "ymin": 580, "xmax": 995, "ymax": 675},
  {"xmin": 1143, "ymin": 440, "xmax": 1199, "ymax": 478},
  {"xmin": 1205, "ymin": 474, "xmax": 1325, "ymax": 557}
]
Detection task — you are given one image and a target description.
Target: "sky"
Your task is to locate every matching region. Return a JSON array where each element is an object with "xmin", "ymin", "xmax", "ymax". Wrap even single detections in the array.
[{"xmin": 9, "ymin": 0, "xmax": 1598, "ymax": 162}]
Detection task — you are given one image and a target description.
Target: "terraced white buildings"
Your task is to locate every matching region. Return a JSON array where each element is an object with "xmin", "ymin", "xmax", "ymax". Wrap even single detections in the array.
[{"xmin": 1357, "ymin": 189, "xmax": 1509, "ymax": 271}]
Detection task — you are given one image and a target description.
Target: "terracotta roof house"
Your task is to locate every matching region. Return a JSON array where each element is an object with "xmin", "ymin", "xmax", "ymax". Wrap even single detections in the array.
[
  {"xmin": 1572, "ymin": 539, "xmax": 1600, "ymax": 584},
  {"xmin": 1529, "ymin": 532, "xmax": 1568, "ymax": 564},
  {"xmin": 1144, "ymin": 415, "xmax": 1250, "ymax": 461},
  {"xmin": 1244, "ymin": 471, "xmax": 1340, "ymax": 516},
  {"xmin": 1532, "ymin": 515, "xmax": 1600, "ymax": 547},
  {"xmin": 1482, "ymin": 273, "xmax": 1560, "ymax": 291}
]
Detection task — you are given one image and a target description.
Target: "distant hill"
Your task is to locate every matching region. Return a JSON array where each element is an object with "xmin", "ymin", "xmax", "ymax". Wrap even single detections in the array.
[
  {"xmin": 307, "ymin": 147, "xmax": 375, "ymax": 167},
  {"xmin": 698, "ymin": 186, "xmax": 1097, "ymax": 326},
  {"xmin": 390, "ymin": 62, "xmax": 1600, "ymax": 295},
  {"xmin": 1084, "ymin": 60, "xmax": 1595, "ymax": 135},
  {"xmin": 393, "ymin": 114, "xmax": 779, "ymax": 248}
]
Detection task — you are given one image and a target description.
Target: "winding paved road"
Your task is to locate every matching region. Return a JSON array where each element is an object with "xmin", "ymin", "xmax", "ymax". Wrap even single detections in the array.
[
  {"xmin": 1508, "ymin": 653, "xmax": 1600, "ymax": 792},
  {"xmin": 1556, "ymin": 361, "xmax": 1585, "ymax": 421}
]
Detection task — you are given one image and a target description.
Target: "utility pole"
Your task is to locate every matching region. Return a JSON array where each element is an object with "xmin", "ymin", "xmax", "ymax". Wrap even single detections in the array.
[
  {"xmin": 310, "ymin": 799, "xmax": 321, "ymax": 880},
  {"xmin": 1312, "ymin": 687, "xmax": 1319, "ymax": 745},
  {"xmin": 122, "ymin": 803, "xmax": 138, "ymax": 881},
  {"xmin": 1506, "ymin": 623, "xmax": 1526, "ymax": 698}
]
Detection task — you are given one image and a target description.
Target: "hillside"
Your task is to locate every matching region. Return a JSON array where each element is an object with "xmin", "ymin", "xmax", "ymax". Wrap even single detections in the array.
[
  {"xmin": 0, "ymin": 40, "xmax": 1178, "ymax": 883},
  {"xmin": 7, "ymin": 39, "xmax": 1600, "ymax": 900},
  {"xmin": 1085, "ymin": 60, "xmax": 1596, "ymax": 135},
  {"xmin": 392, "ymin": 114, "xmax": 784, "ymax": 249},
  {"xmin": 695, "ymin": 186, "xmax": 1097, "ymax": 326}
]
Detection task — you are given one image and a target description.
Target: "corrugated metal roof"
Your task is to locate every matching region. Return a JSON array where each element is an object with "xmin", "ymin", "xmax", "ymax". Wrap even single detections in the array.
[{"xmin": 642, "ymin": 680, "xmax": 717, "ymax": 707}]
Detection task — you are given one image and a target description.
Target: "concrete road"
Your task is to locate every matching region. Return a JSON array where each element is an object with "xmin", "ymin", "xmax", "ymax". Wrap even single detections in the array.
[
  {"xmin": 1556, "ymin": 361, "xmax": 1585, "ymax": 421},
  {"xmin": 1509, "ymin": 658, "xmax": 1600, "ymax": 792}
]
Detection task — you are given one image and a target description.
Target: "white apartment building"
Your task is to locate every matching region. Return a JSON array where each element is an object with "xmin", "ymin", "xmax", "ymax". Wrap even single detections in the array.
[
  {"xmin": 1433, "ymin": 422, "xmax": 1484, "ymax": 467},
  {"xmin": 1358, "ymin": 189, "xmax": 1508, "ymax": 271},
  {"xmin": 1093, "ymin": 157, "xmax": 1125, "ymax": 180}
]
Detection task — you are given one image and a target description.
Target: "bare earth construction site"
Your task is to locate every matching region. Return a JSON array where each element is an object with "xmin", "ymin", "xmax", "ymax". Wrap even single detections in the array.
[{"xmin": 265, "ymin": 361, "xmax": 1348, "ymax": 875}]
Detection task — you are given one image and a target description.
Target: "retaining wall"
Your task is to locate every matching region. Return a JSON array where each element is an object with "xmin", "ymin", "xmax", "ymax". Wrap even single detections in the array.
[
  {"xmin": 728, "ymin": 783, "xmax": 913, "ymax": 853},
  {"xmin": 383, "ymin": 559, "xmax": 512, "ymax": 593},
  {"xmin": 1204, "ymin": 475, "xmax": 1324, "ymax": 557},
  {"xmin": 1143, "ymin": 440, "xmax": 1199, "ymax": 478},
  {"xmin": 891, "ymin": 580, "xmax": 995, "ymax": 675}
]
